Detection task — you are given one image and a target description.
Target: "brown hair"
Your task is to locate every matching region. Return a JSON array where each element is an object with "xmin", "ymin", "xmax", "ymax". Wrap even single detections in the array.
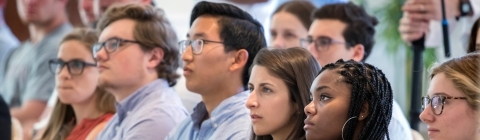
[
  {"xmin": 97, "ymin": 4, "xmax": 180, "ymax": 87},
  {"xmin": 468, "ymin": 18, "xmax": 480, "ymax": 53},
  {"xmin": 41, "ymin": 28, "xmax": 116, "ymax": 140},
  {"xmin": 249, "ymin": 47, "xmax": 321, "ymax": 140},
  {"xmin": 430, "ymin": 53, "xmax": 480, "ymax": 110},
  {"xmin": 273, "ymin": 1, "xmax": 316, "ymax": 30}
]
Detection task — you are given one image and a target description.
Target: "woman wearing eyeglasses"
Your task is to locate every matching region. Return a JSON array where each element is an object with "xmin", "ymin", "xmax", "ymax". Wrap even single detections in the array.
[
  {"xmin": 420, "ymin": 53, "xmax": 480, "ymax": 140},
  {"xmin": 40, "ymin": 28, "xmax": 116, "ymax": 140}
]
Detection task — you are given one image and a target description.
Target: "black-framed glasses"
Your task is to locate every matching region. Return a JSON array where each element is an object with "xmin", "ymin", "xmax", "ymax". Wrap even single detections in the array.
[
  {"xmin": 421, "ymin": 95, "xmax": 467, "ymax": 115},
  {"xmin": 300, "ymin": 36, "xmax": 350, "ymax": 51},
  {"xmin": 92, "ymin": 38, "xmax": 141, "ymax": 58},
  {"xmin": 48, "ymin": 59, "xmax": 97, "ymax": 75},
  {"xmin": 178, "ymin": 39, "xmax": 223, "ymax": 55}
]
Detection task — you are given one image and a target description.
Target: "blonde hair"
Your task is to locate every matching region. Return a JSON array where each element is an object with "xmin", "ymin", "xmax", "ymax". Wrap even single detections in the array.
[
  {"xmin": 40, "ymin": 28, "xmax": 116, "ymax": 140},
  {"xmin": 430, "ymin": 53, "xmax": 480, "ymax": 110}
]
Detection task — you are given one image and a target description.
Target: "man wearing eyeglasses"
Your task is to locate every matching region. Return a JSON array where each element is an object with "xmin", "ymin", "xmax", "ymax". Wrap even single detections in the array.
[
  {"xmin": 302, "ymin": 3, "xmax": 413, "ymax": 140},
  {"xmin": 166, "ymin": 1, "xmax": 266, "ymax": 140},
  {"xmin": 93, "ymin": 4, "xmax": 188, "ymax": 140}
]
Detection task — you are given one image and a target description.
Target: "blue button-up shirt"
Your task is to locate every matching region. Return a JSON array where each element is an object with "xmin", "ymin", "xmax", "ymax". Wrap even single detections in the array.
[
  {"xmin": 97, "ymin": 79, "xmax": 188, "ymax": 140},
  {"xmin": 166, "ymin": 91, "xmax": 251, "ymax": 140}
]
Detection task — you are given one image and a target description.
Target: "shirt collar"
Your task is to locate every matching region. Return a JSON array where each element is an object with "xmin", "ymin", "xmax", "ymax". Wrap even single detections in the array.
[
  {"xmin": 115, "ymin": 79, "xmax": 169, "ymax": 121},
  {"xmin": 191, "ymin": 90, "xmax": 250, "ymax": 130}
]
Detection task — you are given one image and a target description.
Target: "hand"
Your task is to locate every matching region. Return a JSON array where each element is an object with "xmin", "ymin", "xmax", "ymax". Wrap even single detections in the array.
[
  {"xmin": 398, "ymin": 13, "xmax": 430, "ymax": 42},
  {"xmin": 402, "ymin": 0, "xmax": 461, "ymax": 21}
]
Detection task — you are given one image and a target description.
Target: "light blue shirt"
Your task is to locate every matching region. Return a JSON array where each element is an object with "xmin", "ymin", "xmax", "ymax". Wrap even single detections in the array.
[
  {"xmin": 97, "ymin": 79, "xmax": 188, "ymax": 140},
  {"xmin": 389, "ymin": 100, "xmax": 413, "ymax": 140},
  {"xmin": 166, "ymin": 91, "xmax": 251, "ymax": 140}
]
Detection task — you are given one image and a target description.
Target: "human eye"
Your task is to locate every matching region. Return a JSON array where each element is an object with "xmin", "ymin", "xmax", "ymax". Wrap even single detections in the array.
[{"xmin": 320, "ymin": 94, "xmax": 331, "ymax": 101}]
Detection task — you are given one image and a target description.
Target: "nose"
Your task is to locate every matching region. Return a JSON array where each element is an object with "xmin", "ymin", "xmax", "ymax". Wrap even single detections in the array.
[
  {"xmin": 181, "ymin": 45, "xmax": 193, "ymax": 63},
  {"xmin": 271, "ymin": 37, "xmax": 286, "ymax": 49},
  {"xmin": 57, "ymin": 65, "xmax": 71, "ymax": 80},
  {"xmin": 246, "ymin": 91, "xmax": 258, "ymax": 109},
  {"xmin": 80, "ymin": 0, "xmax": 93, "ymax": 11},
  {"xmin": 419, "ymin": 104, "xmax": 435, "ymax": 123},
  {"xmin": 304, "ymin": 101, "xmax": 315, "ymax": 115},
  {"xmin": 95, "ymin": 47, "xmax": 108, "ymax": 62}
]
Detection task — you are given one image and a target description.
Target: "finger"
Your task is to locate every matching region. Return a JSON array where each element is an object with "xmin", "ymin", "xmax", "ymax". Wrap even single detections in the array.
[
  {"xmin": 401, "ymin": 32, "xmax": 424, "ymax": 42},
  {"xmin": 408, "ymin": 13, "xmax": 433, "ymax": 21}
]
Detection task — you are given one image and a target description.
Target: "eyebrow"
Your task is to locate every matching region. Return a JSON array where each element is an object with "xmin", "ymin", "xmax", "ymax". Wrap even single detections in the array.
[
  {"xmin": 431, "ymin": 92, "xmax": 452, "ymax": 97},
  {"xmin": 313, "ymin": 85, "xmax": 330, "ymax": 92},
  {"xmin": 186, "ymin": 33, "xmax": 207, "ymax": 39}
]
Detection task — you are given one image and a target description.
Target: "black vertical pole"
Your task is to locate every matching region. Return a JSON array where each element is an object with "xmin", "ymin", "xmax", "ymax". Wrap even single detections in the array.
[{"xmin": 409, "ymin": 36, "xmax": 424, "ymax": 131}]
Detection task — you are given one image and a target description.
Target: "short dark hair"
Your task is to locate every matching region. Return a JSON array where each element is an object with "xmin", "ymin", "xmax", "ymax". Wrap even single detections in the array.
[
  {"xmin": 319, "ymin": 59, "xmax": 392, "ymax": 140},
  {"xmin": 467, "ymin": 18, "xmax": 480, "ymax": 53},
  {"xmin": 97, "ymin": 4, "xmax": 180, "ymax": 87},
  {"xmin": 250, "ymin": 47, "xmax": 321, "ymax": 140},
  {"xmin": 273, "ymin": 1, "xmax": 316, "ymax": 30},
  {"xmin": 190, "ymin": 1, "xmax": 267, "ymax": 90},
  {"xmin": 312, "ymin": 2, "xmax": 378, "ymax": 61}
]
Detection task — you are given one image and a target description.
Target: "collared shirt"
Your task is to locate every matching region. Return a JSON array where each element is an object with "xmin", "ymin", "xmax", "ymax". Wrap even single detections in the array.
[
  {"xmin": 0, "ymin": 23, "xmax": 72, "ymax": 107},
  {"xmin": 166, "ymin": 91, "xmax": 251, "ymax": 140},
  {"xmin": 97, "ymin": 79, "xmax": 188, "ymax": 140}
]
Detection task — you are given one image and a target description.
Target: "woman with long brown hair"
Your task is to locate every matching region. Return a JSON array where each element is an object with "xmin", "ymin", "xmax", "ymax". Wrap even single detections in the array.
[
  {"xmin": 40, "ymin": 28, "xmax": 115, "ymax": 140},
  {"xmin": 246, "ymin": 47, "xmax": 321, "ymax": 140}
]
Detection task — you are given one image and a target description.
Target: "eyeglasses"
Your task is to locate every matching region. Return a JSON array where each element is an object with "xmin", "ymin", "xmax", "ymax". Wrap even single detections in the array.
[
  {"xmin": 421, "ymin": 95, "xmax": 467, "ymax": 115},
  {"xmin": 178, "ymin": 39, "xmax": 223, "ymax": 55},
  {"xmin": 300, "ymin": 36, "xmax": 350, "ymax": 51},
  {"xmin": 92, "ymin": 38, "xmax": 140, "ymax": 58},
  {"xmin": 48, "ymin": 59, "xmax": 97, "ymax": 75}
]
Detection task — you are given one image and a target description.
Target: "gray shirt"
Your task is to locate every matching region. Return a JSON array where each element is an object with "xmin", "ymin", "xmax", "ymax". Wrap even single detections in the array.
[
  {"xmin": 0, "ymin": 23, "xmax": 72, "ymax": 107},
  {"xmin": 0, "ymin": 22, "xmax": 19, "ymax": 86},
  {"xmin": 97, "ymin": 79, "xmax": 188, "ymax": 140}
]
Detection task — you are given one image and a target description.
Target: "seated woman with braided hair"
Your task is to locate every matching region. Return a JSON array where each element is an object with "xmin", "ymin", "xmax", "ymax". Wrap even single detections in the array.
[{"xmin": 304, "ymin": 59, "xmax": 393, "ymax": 140}]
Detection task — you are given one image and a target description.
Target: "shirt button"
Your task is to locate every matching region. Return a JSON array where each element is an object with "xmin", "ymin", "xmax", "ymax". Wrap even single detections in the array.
[
  {"xmin": 115, "ymin": 126, "xmax": 119, "ymax": 131},
  {"xmin": 127, "ymin": 111, "xmax": 131, "ymax": 115},
  {"xmin": 213, "ymin": 124, "xmax": 218, "ymax": 128}
]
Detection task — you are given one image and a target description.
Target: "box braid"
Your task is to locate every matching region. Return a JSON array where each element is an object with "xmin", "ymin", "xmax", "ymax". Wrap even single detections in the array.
[{"xmin": 318, "ymin": 59, "xmax": 393, "ymax": 140}]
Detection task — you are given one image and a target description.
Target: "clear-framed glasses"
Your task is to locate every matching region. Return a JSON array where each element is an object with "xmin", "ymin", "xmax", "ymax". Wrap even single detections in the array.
[
  {"xmin": 48, "ymin": 59, "xmax": 97, "ymax": 75},
  {"xmin": 421, "ymin": 95, "xmax": 467, "ymax": 115},
  {"xmin": 178, "ymin": 39, "xmax": 223, "ymax": 55},
  {"xmin": 300, "ymin": 36, "xmax": 350, "ymax": 51},
  {"xmin": 92, "ymin": 38, "xmax": 140, "ymax": 58}
]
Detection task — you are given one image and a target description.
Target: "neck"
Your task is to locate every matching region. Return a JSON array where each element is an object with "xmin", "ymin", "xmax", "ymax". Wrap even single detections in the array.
[
  {"xmin": 28, "ymin": 12, "xmax": 67, "ymax": 44},
  {"xmin": 110, "ymin": 73, "xmax": 158, "ymax": 103},
  {"xmin": 200, "ymin": 76, "xmax": 245, "ymax": 117},
  {"xmin": 71, "ymin": 94, "xmax": 103, "ymax": 125}
]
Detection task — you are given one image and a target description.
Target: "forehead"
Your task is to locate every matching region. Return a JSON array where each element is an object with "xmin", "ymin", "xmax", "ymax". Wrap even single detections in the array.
[
  {"xmin": 188, "ymin": 16, "xmax": 221, "ymax": 40},
  {"xmin": 99, "ymin": 19, "xmax": 136, "ymax": 42},
  {"xmin": 58, "ymin": 40, "xmax": 93, "ymax": 60},
  {"xmin": 428, "ymin": 73, "xmax": 465, "ymax": 97},
  {"xmin": 308, "ymin": 19, "xmax": 346, "ymax": 40},
  {"xmin": 271, "ymin": 11, "xmax": 305, "ymax": 30}
]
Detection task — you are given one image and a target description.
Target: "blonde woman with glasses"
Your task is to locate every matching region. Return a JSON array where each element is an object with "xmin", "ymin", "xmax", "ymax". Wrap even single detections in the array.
[{"xmin": 420, "ymin": 53, "xmax": 480, "ymax": 140}]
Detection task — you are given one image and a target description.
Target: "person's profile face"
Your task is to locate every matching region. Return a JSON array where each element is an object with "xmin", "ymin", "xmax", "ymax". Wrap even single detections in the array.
[
  {"xmin": 304, "ymin": 69, "xmax": 351, "ymax": 140},
  {"xmin": 269, "ymin": 11, "xmax": 308, "ymax": 49},
  {"xmin": 182, "ymin": 15, "xmax": 231, "ymax": 94},
  {"xmin": 420, "ymin": 73, "xmax": 480, "ymax": 140},
  {"xmin": 246, "ymin": 65, "xmax": 297, "ymax": 136},
  {"xmin": 95, "ymin": 19, "xmax": 148, "ymax": 89},
  {"xmin": 307, "ymin": 19, "xmax": 353, "ymax": 67}
]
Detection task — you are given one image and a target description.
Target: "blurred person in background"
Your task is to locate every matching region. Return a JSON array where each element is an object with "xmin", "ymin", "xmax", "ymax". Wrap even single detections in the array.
[
  {"xmin": 399, "ymin": 0, "xmax": 480, "ymax": 62},
  {"xmin": 0, "ymin": 0, "xmax": 72, "ymax": 138},
  {"xmin": 78, "ymin": 0, "xmax": 152, "ymax": 27},
  {"xmin": 269, "ymin": 1, "xmax": 315, "ymax": 49}
]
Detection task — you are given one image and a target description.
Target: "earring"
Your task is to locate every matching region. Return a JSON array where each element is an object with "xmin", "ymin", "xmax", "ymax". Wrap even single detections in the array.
[
  {"xmin": 342, "ymin": 116, "xmax": 358, "ymax": 140},
  {"xmin": 361, "ymin": 115, "xmax": 364, "ymax": 118}
]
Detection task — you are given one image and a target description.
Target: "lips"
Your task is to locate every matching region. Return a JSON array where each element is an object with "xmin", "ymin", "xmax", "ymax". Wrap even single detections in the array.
[
  {"xmin": 98, "ymin": 64, "xmax": 109, "ymax": 71},
  {"xmin": 427, "ymin": 128, "xmax": 440, "ymax": 137},
  {"xmin": 304, "ymin": 119, "xmax": 315, "ymax": 130},
  {"xmin": 183, "ymin": 67, "xmax": 193, "ymax": 75},
  {"xmin": 250, "ymin": 114, "xmax": 263, "ymax": 122}
]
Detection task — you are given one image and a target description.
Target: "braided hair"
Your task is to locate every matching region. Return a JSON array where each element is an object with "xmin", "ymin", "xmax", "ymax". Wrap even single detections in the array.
[{"xmin": 319, "ymin": 59, "xmax": 393, "ymax": 140}]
